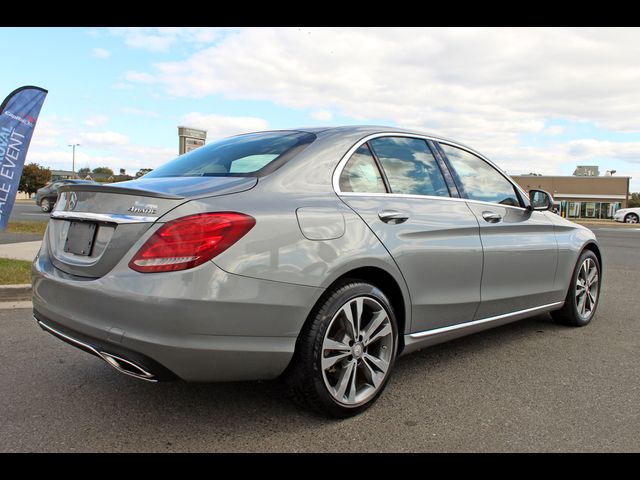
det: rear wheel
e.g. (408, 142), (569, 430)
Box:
(552, 250), (600, 327)
(41, 198), (52, 212)
(285, 281), (398, 418)
(624, 213), (639, 224)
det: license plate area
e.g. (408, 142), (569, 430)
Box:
(64, 221), (97, 256)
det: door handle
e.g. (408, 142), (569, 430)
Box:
(378, 210), (410, 224)
(482, 211), (503, 223)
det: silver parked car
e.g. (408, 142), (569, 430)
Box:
(32, 126), (602, 417)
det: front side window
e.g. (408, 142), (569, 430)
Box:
(339, 144), (387, 193)
(440, 143), (521, 207)
(368, 137), (450, 197)
(146, 131), (316, 178)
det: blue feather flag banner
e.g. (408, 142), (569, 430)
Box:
(0, 85), (48, 230)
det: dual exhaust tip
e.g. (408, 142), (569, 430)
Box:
(37, 318), (157, 382)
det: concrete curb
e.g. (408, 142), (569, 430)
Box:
(0, 284), (32, 302)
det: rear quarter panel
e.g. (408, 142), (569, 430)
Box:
(158, 187), (413, 333)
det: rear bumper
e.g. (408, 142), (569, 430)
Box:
(32, 245), (322, 382)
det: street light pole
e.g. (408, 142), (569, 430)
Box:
(68, 143), (80, 178)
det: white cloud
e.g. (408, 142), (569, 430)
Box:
(28, 128), (174, 175)
(181, 112), (269, 140)
(124, 71), (157, 84)
(543, 126), (565, 136)
(310, 109), (333, 122)
(112, 82), (134, 90)
(121, 107), (160, 118)
(84, 115), (109, 127)
(79, 131), (130, 147)
(92, 47), (111, 59)
(108, 27), (229, 53)
(124, 28), (640, 149)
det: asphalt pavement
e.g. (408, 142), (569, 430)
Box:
(0, 226), (639, 452)
(8, 201), (49, 223)
(0, 201), (47, 245)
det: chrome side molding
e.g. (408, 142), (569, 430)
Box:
(409, 302), (564, 339)
(401, 302), (564, 356)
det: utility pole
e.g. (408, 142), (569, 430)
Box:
(68, 143), (80, 178)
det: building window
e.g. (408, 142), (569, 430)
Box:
(558, 201), (620, 219)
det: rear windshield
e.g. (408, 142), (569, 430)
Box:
(145, 131), (316, 178)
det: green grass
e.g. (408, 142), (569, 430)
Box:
(6, 221), (47, 236)
(0, 258), (32, 285)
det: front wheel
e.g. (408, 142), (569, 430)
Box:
(285, 281), (398, 418)
(625, 213), (639, 224)
(41, 198), (52, 213)
(552, 250), (601, 327)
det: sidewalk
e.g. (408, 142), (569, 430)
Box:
(572, 219), (638, 227)
(0, 241), (41, 261)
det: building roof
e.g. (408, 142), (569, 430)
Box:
(514, 174), (631, 179)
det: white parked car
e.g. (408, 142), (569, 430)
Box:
(613, 207), (640, 223)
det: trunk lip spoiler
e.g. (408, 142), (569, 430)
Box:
(58, 184), (185, 200)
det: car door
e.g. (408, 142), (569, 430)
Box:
(336, 135), (483, 333)
(436, 142), (559, 319)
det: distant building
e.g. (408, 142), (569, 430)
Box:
(50, 169), (76, 181)
(512, 174), (630, 220)
(83, 172), (115, 182)
(572, 165), (600, 177)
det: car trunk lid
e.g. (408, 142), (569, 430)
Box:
(47, 176), (257, 278)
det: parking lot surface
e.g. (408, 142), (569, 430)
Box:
(1, 226), (638, 452)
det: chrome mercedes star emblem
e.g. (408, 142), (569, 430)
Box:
(68, 192), (78, 211)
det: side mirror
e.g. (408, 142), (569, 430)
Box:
(528, 189), (553, 211)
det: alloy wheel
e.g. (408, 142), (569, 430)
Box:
(575, 257), (599, 319)
(321, 296), (394, 407)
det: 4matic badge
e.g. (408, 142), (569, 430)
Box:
(128, 201), (158, 215)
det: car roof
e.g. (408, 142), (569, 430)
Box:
(281, 125), (478, 153)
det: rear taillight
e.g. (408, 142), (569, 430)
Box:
(129, 212), (255, 273)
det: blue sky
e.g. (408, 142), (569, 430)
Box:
(2, 27), (640, 190)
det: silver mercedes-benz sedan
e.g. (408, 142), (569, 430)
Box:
(32, 126), (602, 417)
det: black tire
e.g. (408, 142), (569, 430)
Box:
(624, 213), (639, 224)
(284, 280), (399, 418)
(41, 198), (52, 212)
(551, 250), (601, 327)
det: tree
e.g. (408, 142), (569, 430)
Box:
(119, 168), (126, 175)
(77, 167), (91, 176)
(135, 168), (153, 178)
(628, 192), (640, 208)
(92, 167), (114, 175)
(113, 174), (133, 183)
(19, 163), (51, 195)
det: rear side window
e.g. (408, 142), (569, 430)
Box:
(369, 137), (450, 197)
(439, 143), (521, 207)
(146, 131), (316, 178)
(339, 144), (387, 193)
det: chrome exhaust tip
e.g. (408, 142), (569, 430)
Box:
(98, 351), (157, 382)
(37, 318), (158, 383)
